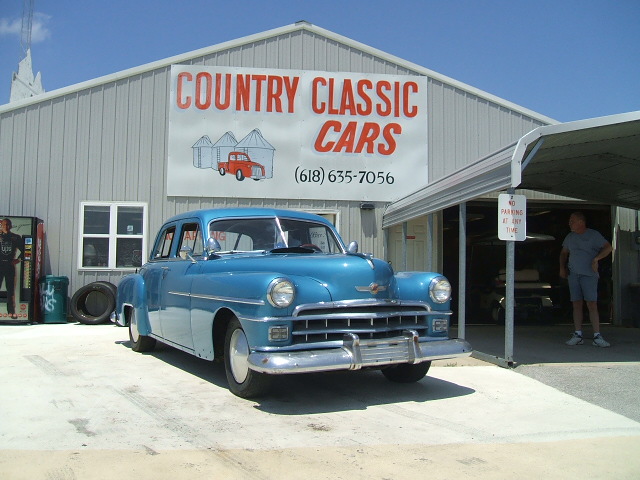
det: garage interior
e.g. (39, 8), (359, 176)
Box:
(442, 202), (613, 325)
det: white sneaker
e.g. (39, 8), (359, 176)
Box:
(566, 333), (584, 346)
(592, 334), (610, 348)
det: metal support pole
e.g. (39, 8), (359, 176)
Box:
(458, 203), (467, 339)
(402, 222), (408, 271)
(505, 189), (515, 365)
(427, 214), (434, 272)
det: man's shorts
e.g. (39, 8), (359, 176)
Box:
(568, 273), (599, 302)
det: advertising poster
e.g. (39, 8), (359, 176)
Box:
(168, 65), (428, 202)
(0, 216), (41, 322)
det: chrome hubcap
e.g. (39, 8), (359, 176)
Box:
(129, 312), (139, 343)
(229, 328), (250, 384)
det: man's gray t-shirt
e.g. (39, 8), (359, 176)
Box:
(562, 228), (606, 277)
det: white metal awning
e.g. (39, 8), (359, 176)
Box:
(382, 142), (516, 228)
(511, 111), (640, 207)
(384, 110), (640, 228)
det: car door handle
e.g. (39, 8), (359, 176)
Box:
(161, 266), (170, 278)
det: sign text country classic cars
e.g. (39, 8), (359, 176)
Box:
(168, 66), (428, 201)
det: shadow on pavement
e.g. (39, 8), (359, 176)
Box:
(458, 324), (640, 365)
(116, 339), (476, 413)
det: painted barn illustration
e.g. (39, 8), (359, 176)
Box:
(192, 129), (275, 181)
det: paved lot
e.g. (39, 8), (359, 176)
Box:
(463, 324), (640, 423)
(1, 322), (639, 479)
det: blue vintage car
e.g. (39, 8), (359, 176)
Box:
(116, 208), (472, 398)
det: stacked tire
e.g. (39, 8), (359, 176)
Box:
(70, 281), (117, 325)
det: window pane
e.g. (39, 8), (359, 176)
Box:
(179, 223), (203, 256)
(154, 227), (175, 258)
(116, 238), (143, 268)
(83, 206), (110, 234)
(82, 238), (109, 267)
(117, 206), (144, 235)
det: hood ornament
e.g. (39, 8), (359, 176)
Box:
(355, 283), (387, 295)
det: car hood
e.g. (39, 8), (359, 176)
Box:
(209, 252), (396, 301)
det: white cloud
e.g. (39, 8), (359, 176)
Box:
(31, 13), (52, 43)
(0, 18), (22, 36)
(0, 13), (51, 42)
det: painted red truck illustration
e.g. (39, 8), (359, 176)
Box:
(218, 151), (266, 181)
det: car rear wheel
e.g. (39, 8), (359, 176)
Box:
(218, 167), (226, 176)
(381, 361), (431, 383)
(224, 317), (270, 398)
(128, 309), (156, 352)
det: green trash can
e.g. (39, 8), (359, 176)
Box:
(40, 276), (69, 324)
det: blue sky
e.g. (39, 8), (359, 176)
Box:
(0, 0), (638, 122)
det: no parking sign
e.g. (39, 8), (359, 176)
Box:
(498, 194), (526, 241)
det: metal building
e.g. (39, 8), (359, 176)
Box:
(4, 21), (635, 334)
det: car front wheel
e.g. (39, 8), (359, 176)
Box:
(381, 361), (431, 383)
(128, 309), (156, 352)
(224, 317), (271, 398)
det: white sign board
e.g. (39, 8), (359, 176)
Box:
(498, 194), (527, 241)
(167, 65), (428, 201)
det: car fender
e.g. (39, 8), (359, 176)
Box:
(190, 272), (332, 354)
(115, 273), (152, 335)
(394, 271), (451, 311)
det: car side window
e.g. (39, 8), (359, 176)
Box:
(179, 223), (203, 256)
(154, 226), (175, 258)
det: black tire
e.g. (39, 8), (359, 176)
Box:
(70, 282), (116, 325)
(235, 169), (245, 181)
(381, 361), (431, 383)
(128, 309), (156, 352)
(219, 167), (226, 176)
(224, 317), (271, 398)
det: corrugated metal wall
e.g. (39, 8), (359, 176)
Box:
(0, 25), (549, 294)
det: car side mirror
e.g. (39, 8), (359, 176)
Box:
(206, 237), (221, 254)
(347, 241), (358, 254)
(179, 246), (197, 263)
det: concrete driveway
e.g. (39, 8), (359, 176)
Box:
(1, 322), (639, 479)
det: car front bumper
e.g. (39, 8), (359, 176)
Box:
(247, 330), (473, 375)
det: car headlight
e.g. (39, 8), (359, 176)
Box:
(429, 276), (451, 303)
(267, 278), (295, 308)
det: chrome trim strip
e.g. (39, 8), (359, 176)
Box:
(292, 299), (432, 316)
(237, 308), (451, 324)
(168, 291), (265, 306)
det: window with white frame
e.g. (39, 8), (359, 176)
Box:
(79, 202), (147, 270)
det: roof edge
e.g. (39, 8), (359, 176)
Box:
(2, 22), (556, 124)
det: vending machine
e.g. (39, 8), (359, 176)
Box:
(0, 216), (45, 323)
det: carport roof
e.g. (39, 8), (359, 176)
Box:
(383, 110), (640, 228)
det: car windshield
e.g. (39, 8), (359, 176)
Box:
(208, 217), (344, 254)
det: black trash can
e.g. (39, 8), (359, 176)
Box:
(39, 276), (69, 324)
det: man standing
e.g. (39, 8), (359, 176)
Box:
(559, 212), (612, 347)
(0, 218), (23, 320)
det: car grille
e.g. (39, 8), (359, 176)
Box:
(251, 166), (263, 178)
(290, 302), (437, 345)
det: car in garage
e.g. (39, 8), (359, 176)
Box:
(115, 208), (472, 398)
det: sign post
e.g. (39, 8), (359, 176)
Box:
(498, 192), (527, 365)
